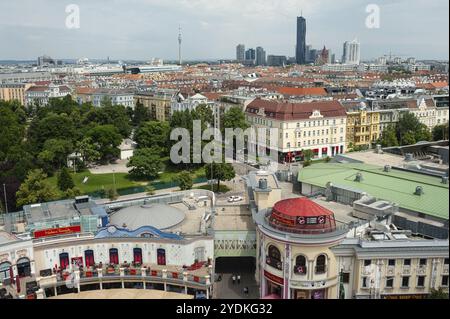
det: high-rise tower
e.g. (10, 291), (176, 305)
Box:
(178, 26), (182, 65)
(296, 16), (307, 64)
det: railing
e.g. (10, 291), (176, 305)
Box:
(315, 265), (327, 274)
(266, 256), (283, 271)
(265, 211), (350, 235)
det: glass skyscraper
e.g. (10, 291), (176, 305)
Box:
(296, 16), (306, 65)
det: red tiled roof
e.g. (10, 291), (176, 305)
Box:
(246, 98), (347, 120)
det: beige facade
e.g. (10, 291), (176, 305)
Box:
(0, 83), (33, 106)
(135, 90), (177, 122)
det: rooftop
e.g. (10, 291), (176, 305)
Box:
(298, 163), (449, 220)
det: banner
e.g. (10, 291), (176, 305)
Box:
(34, 226), (81, 238)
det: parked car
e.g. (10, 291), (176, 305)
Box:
(228, 196), (243, 203)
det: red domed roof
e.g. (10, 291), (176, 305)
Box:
(273, 198), (334, 218)
(268, 198), (337, 234)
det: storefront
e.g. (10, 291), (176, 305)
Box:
(264, 270), (284, 299)
(292, 289), (327, 299)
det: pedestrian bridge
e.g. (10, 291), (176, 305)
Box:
(212, 205), (256, 258)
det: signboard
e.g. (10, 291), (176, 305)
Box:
(297, 216), (326, 225)
(264, 270), (284, 285)
(34, 226), (81, 239)
(382, 294), (427, 300)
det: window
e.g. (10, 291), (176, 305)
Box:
(266, 245), (282, 271)
(417, 276), (425, 287)
(315, 255), (327, 274)
(109, 248), (119, 265)
(157, 249), (166, 266)
(294, 255), (307, 275)
(388, 259), (396, 266)
(386, 277), (394, 288)
(59, 253), (70, 270)
(401, 276), (410, 288)
(133, 248), (143, 264)
(364, 260), (372, 267)
(444, 258), (449, 265)
(442, 276), (449, 287)
(404, 259), (411, 266)
(419, 259), (427, 266)
(84, 250), (95, 268)
(362, 276), (368, 288)
(342, 272), (350, 283)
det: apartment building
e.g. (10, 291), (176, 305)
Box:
(246, 99), (347, 162)
(344, 103), (381, 149)
(134, 89), (178, 122)
(25, 84), (71, 108)
(0, 83), (33, 106)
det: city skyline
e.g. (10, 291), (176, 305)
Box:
(0, 0), (448, 61)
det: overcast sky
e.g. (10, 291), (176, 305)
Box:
(0, 0), (448, 61)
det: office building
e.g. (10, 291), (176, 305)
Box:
(256, 47), (266, 66)
(296, 16), (307, 64)
(236, 44), (246, 62)
(342, 40), (361, 65)
(267, 55), (287, 67)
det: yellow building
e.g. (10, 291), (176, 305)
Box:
(346, 109), (380, 149)
(0, 83), (33, 106)
(134, 89), (178, 122)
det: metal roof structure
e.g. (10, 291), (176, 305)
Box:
(298, 163), (449, 220)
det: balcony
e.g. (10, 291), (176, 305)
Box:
(293, 265), (307, 276)
(315, 265), (327, 275)
(266, 256), (283, 271)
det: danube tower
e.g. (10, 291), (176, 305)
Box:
(178, 26), (182, 65)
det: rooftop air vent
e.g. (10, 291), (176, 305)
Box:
(405, 153), (414, 162)
(259, 178), (268, 190)
(414, 186), (424, 196)
(354, 173), (364, 182)
(384, 165), (392, 172)
(442, 176), (449, 185)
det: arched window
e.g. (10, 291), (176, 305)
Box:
(266, 245), (282, 271)
(315, 254), (327, 274)
(84, 250), (95, 268)
(59, 253), (69, 270)
(294, 255), (307, 275)
(157, 249), (166, 266)
(109, 248), (119, 265)
(133, 248), (143, 265)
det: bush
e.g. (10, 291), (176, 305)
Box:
(303, 160), (312, 167)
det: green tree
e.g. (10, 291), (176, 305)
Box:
(302, 149), (314, 161)
(134, 121), (170, 154)
(205, 163), (235, 191)
(87, 125), (122, 163)
(106, 188), (119, 201)
(127, 148), (163, 179)
(132, 101), (152, 127)
(397, 113), (431, 146)
(432, 123), (449, 141)
(402, 131), (417, 146)
(192, 104), (214, 127)
(83, 101), (132, 138)
(57, 167), (75, 191)
(428, 288), (449, 299)
(0, 105), (25, 162)
(378, 125), (399, 147)
(76, 137), (101, 164)
(145, 185), (156, 196)
(177, 171), (194, 190)
(16, 169), (59, 207)
(37, 139), (73, 172)
(63, 187), (82, 199)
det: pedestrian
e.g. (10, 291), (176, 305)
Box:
(244, 287), (249, 296)
(232, 274), (236, 285)
(237, 274), (241, 284)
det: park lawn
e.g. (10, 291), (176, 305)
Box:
(158, 163), (206, 183)
(47, 171), (144, 194)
